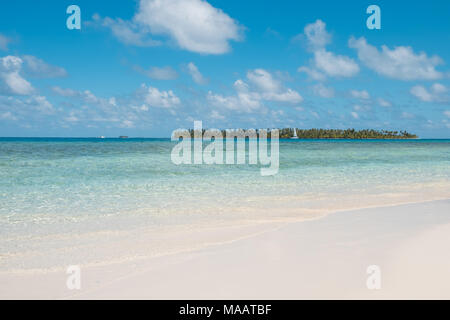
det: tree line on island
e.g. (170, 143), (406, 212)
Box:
(182, 128), (418, 139)
(279, 128), (417, 139)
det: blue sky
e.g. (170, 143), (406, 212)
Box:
(0, 0), (449, 137)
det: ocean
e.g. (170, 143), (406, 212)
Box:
(1, 138), (449, 271)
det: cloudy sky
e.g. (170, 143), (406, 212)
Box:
(1, 0), (449, 137)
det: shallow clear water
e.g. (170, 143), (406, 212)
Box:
(1, 138), (449, 270)
(1, 138), (449, 221)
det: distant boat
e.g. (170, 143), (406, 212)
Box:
(99, 136), (105, 139)
(119, 136), (129, 139)
(291, 128), (298, 139)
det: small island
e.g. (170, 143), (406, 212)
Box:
(279, 128), (418, 139)
(184, 128), (418, 139)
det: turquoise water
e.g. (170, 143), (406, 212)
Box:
(1, 138), (449, 270)
(1, 138), (449, 219)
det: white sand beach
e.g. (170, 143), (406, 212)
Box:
(1, 199), (449, 300)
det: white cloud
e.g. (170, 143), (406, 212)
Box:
(5, 81), (187, 130)
(210, 110), (225, 120)
(444, 110), (450, 118)
(48, 84), (183, 131)
(431, 83), (447, 94)
(0, 94), (54, 119)
(297, 66), (326, 81)
(140, 84), (180, 108)
(303, 19), (331, 50)
(0, 34), (11, 51)
(401, 111), (415, 119)
(135, 0), (242, 54)
(207, 69), (302, 112)
(0, 111), (17, 120)
(353, 104), (370, 112)
(83, 90), (101, 104)
(0, 56), (34, 95)
(233, 79), (249, 92)
(378, 98), (392, 107)
(120, 119), (135, 128)
(207, 79), (261, 113)
(64, 111), (79, 123)
(52, 87), (119, 111)
(135, 65), (178, 80)
(208, 91), (240, 111)
(247, 69), (281, 93)
(91, 14), (161, 47)
(351, 111), (359, 119)
(52, 86), (77, 97)
(246, 69), (302, 103)
(313, 49), (359, 78)
(32, 95), (54, 114)
(312, 83), (334, 98)
(233, 80), (262, 109)
(235, 94), (263, 109)
(308, 111), (318, 119)
(349, 36), (444, 81)
(298, 20), (359, 80)
(350, 89), (370, 99)
(22, 55), (67, 78)
(263, 89), (303, 103)
(410, 85), (432, 102)
(207, 89), (260, 113)
(187, 62), (207, 84)
(410, 83), (448, 102)
(95, 0), (242, 54)
(0, 95), (57, 125)
(109, 97), (117, 106)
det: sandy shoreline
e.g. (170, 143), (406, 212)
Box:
(1, 199), (449, 299)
